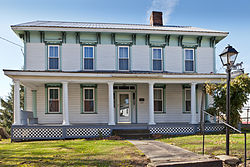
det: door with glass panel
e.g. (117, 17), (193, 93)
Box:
(117, 92), (131, 123)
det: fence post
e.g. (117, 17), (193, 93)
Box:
(244, 132), (247, 167)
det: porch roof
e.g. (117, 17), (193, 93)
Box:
(4, 70), (226, 88)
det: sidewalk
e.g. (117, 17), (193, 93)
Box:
(129, 140), (222, 167)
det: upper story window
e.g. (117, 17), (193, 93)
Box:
(152, 48), (162, 71)
(83, 46), (94, 70)
(83, 88), (95, 113)
(118, 46), (129, 71)
(184, 49), (194, 72)
(48, 45), (60, 70)
(154, 88), (163, 112)
(185, 88), (191, 112)
(48, 88), (60, 113)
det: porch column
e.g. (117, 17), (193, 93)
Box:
(108, 82), (115, 125)
(148, 82), (156, 125)
(62, 82), (70, 125)
(191, 83), (197, 124)
(13, 80), (21, 125)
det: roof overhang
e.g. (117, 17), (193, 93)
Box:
(4, 70), (227, 86)
(11, 26), (228, 37)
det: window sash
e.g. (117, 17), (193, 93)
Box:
(184, 49), (194, 72)
(152, 48), (162, 71)
(83, 88), (95, 113)
(83, 46), (94, 70)
(84, 46), (94, 58)
(48, 88), (60, 113)
(185, 88), (191, 112)
(84, 58), (94, 70)
(154, 88), (163, 112)
(118, 46), (129, 70)
(152, 48), (162, 60)
(119, 46), (129, 59)
(185, 60), (194, 72)
(48, 45), (59, 70)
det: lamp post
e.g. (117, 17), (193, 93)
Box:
(219, 45), (239, 155)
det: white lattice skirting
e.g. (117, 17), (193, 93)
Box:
(12, 127), (112, 140)
(11, 124), (225, 140)
(149, 124), (225, 135)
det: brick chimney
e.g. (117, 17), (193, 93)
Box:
(150, 11), (163, 26)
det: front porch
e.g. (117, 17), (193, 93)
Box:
(4, 70), (227, 140)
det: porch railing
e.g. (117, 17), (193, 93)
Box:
(201, 112), (248, 167)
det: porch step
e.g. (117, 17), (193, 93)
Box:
(152, 159), (223, 167)
(112, 129), (151, 139)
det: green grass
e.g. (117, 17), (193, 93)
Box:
(158, 133), (250, 160)
(0, 139), (148, 167)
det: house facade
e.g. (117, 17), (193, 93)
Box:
(5, 12), (228, 140)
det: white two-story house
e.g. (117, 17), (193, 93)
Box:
(5, 12), (228, 140)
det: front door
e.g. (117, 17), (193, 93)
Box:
(118, 92), (131, 123)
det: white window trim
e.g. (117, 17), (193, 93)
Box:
(185, 88), (191, 113)
(152, 47), (163, 71)
(83, 46), (95, 71)
(48, 45), (60, 70)
(118, 46), (129, 71)
(83, 88), (95, 113)
(184, 48), (195, 72)
(154, 88), (163, 112)
(48, 87), (60, 113)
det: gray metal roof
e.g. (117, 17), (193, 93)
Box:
(11, 20), (228, 35)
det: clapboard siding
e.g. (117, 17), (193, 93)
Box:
(155, 84), (191, 123)
(131, 45), (150, 71)
(196, 47), (214, 73)
(69, 84), (109, 123)
(37, 86), (63, 124)
(61, 44), (80, 71)
(137, 84), (149, 123)
(165, 46), (182, 73)
(96, 45), (116, 70)
(26, 87), (32, 111)
(26, 43), (45, 70)
(29, 83), (202, 124)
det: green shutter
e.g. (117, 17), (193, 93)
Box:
(182, 87), (185, 113)
(45, 86), (48, 113)
(80, 45), (83, 70)
(32, 90), (37, 118)
(163, 86), (166, 113)
(60, 87), (62, 114)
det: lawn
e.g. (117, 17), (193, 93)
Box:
(0, 139), (148, 167)
(158, 133), (250, 160)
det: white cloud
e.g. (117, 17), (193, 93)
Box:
(147, 0), (179, 24)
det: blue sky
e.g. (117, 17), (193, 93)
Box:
(0, 0), (249, 104)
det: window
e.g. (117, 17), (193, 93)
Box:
(83, 46), (94, 70)
(83, 88), (95, 113)
(185, 88), (191, 112)
(154, 88), (163, 112)
(48, 88), (60, 113)
(48, 45), (59, 70)
(118, 46), (129, 70)
(184, 49), (194, 72)
(152, 48), (162, 71)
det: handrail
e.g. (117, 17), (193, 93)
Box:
(201, 113), (247, 167)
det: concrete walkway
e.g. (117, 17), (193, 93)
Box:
(129, 140), (222, 167)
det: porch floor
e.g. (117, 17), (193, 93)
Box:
(21, 123), (193, 130)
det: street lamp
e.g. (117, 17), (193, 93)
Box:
(219, 45), (239, 155)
